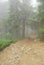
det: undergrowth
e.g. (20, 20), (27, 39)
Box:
(0, 39), (17, 51)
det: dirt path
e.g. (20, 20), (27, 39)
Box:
(0, 39), (44, 65)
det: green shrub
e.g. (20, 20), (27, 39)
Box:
(0, 39), (17, 51)
(39, 27), (44, 41)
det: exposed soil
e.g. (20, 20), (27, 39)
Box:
(0, 39), (44, 65)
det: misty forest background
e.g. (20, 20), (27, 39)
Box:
(0, 0), (44, 41)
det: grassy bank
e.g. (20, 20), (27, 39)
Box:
(0, 39), (17, 51)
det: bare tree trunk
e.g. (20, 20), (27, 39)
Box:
(22, 17), (26, 38)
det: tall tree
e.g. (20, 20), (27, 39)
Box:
(37, 0), (44, 40)
(9, 0), (33, 39)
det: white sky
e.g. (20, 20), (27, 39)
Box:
(19, 0), (37, 7)
(0, 0), (8, 2)
(19, 0), (23, 3)
(31, 0), (38, 7)
(0, 0), (37, 8)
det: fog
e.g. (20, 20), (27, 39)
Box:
(0, 0), (44, 40)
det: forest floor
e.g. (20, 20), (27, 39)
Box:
(0, 39), (44, 65)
